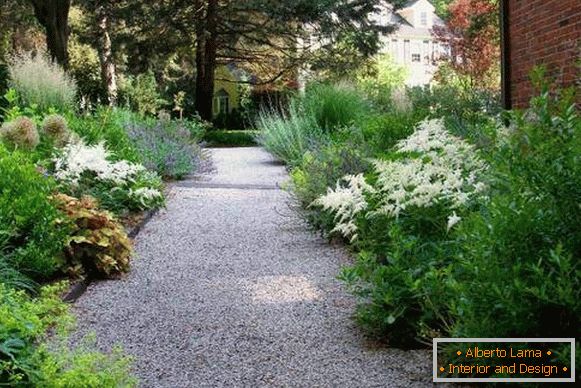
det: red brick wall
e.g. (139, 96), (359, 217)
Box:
(508, 0), (580, 108)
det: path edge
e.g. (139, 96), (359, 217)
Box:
(62, 208), (158, 303)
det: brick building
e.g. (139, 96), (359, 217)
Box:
(501, 0), (580, 109)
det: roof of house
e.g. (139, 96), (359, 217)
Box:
(382, 0), (444, 39)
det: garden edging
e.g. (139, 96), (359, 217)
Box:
(61, 208), (159, 303)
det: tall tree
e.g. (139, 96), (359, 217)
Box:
(194, 0), (219, 120)
(432, 0), (499, 88)
(78, 0), (118, 106)
(29, 0), (71, 67)
(122, 0), (403, 120)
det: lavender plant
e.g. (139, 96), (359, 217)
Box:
(126, 119), (202, 180)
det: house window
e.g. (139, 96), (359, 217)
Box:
(420, 12), (428, 26)
(423, 40), (430, 63)
(391, 39), (398, 60)
(411, 41), (421, 63)
(213, 89), (230, 116)
(404, 40), (410, 63)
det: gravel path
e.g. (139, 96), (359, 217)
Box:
(73, 147), (433, 387)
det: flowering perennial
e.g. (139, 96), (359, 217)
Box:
(313, 174), (374, 241)
(315, 119), (487, 239)
(54, 141), (145, 185)
(130, 187), (164, 208)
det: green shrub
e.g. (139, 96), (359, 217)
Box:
(357, 54), (407, 109)
(8, 53), (77, 113)
(407, 84), (500, 127)
(256, 101), (326, 166)
(0, 282), (136, 386)
(315, 119), (488, 345)
(203, 130), (258, 147)
(120, 71), (165, 116)
(360, 111), (424, 155)
(290, 135), (371, 230)
(302, 82), (371, 131)
(0, 146), (69, 280)
(68, 40), (106, 105)
(449, 83), (581, 339)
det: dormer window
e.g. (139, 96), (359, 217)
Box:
(420, 12), (428, 27)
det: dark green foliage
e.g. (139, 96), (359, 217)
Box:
(450, 84), (581, 339)
(360, 111), (424, 154)
(204, 130), (258, 147)
(0, 64), (7, 118)
(407, 84), (500, 128)
(0, 146), (69, 281)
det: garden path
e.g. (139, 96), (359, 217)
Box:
(73, 147), (432, 387)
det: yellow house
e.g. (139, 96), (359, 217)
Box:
(212, 64), (244, 117)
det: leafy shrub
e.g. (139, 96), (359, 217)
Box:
(8, 53), (77, 113)
(54, 194), (132, 279)
(407, 84), (500, 127)
(0, 116), (40, 150)
(53, 140), (164, 214)
(0, 146), (69, 280)
(124, 114), (202, 180)
(203, 130), (258, 147)
(357, 54), (407, 108)
(290, 135), (371, 230)
(66, 108), (141, 163)
(256, 102), (326, 166)
(360, 111), (425, 155)
(0, 282), (136, 386)
(120, 71), (165, 116)
(68, 40), (106, 105)
(302, 82), (371, 131)
(315, 119), (488, 345)
(449, 82), (581, 339)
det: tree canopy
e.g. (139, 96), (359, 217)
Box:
(3, 0), (408, 119)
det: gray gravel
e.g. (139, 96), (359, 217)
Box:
(73, 147), (434, 387)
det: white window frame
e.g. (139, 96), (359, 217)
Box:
(420, 11), (428, 27)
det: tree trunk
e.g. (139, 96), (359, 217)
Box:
(194, 0), (218, 121)
(30, 0), (70, 68)
(96, 5), (117, 106)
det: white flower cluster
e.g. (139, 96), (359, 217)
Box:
(54, 141), (145, 185)
(315, 119), (488, 239)
(130, 187), (163, 205)
(313, 174), (374, 241)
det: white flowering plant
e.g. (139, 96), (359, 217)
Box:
(52, 140), (164, 213)
(315, 119), (488, 241)
(314, 119), (489, 344)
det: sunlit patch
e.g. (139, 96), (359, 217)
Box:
(251, 275), (320, 303)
